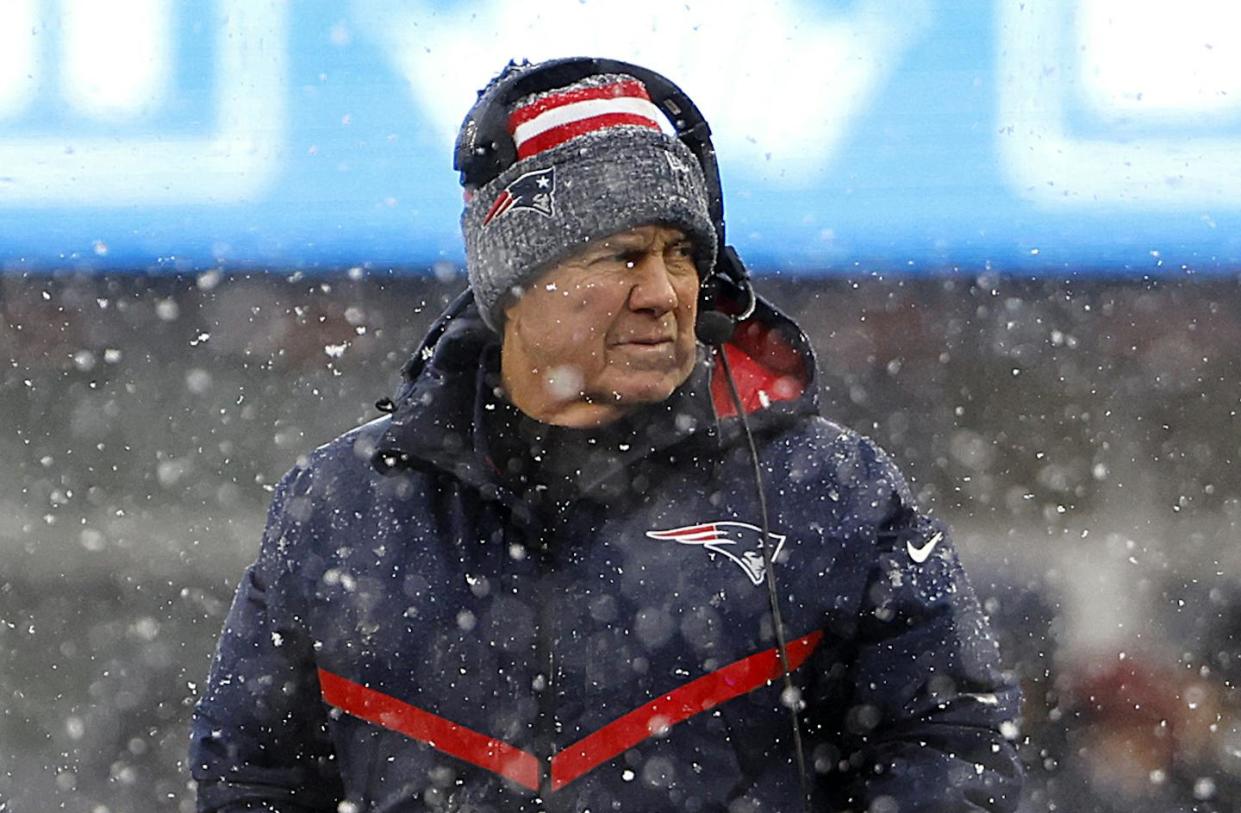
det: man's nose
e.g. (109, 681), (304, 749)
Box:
(626, 253), (679, 315)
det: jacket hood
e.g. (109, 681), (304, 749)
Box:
(372, 288), (820, 483)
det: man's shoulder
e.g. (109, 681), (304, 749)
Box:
(771, 413), (894, 464)
(307, 416), (391, 473)
(273, 417), (393, 501)
(768, 413), (912, 502)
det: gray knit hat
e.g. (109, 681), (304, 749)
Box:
(461, 73), (718, 332)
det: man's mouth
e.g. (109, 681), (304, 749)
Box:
(613, 328), (676, 345)
(613, 336), (675, 351)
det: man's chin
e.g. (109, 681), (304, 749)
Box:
(597, 372), (691, 407)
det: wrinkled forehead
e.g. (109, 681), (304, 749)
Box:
(575, 224), (693, 254)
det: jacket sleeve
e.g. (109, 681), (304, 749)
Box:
(820, 444), (1024, 812)
(189, 465), (344, 812)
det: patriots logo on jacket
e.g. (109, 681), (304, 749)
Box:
(483, 167), (555, 225)
(646, 522), (787, 586)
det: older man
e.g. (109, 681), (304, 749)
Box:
(191, 58), (1023, 812)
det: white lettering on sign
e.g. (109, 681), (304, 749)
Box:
(62, 0), (171, 119)
(998, 0), (1241, 206)
(0, 0), (287, 206)
(355, 0), (932, 185)
(0, 0), (37, 119)
(1077, 0), (1241, 119)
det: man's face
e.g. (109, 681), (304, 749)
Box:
(501, 224), (701, 426)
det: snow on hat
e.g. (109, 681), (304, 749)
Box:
(461, 73), (718, 332)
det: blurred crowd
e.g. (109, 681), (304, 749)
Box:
(981, 572), (1241, 812)
(3, 270), (1240, 811)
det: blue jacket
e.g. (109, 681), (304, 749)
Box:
(191, 292), (1023, 812)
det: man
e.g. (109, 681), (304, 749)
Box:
(191, 58), (1023, 812)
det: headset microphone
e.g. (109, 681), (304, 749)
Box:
(694, 310), (736, 346)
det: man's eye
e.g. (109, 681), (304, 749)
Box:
(667, 244), (696, 264)
(587, 252), (625, 267)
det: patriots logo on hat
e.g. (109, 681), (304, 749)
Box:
(483, 166), (555, 225)
(646, 522), (787, 587)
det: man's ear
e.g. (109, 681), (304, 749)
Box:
(496, 284), (527, 333)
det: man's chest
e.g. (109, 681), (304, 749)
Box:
(312, 479), (849, 687)
(303, 476), (857, 795)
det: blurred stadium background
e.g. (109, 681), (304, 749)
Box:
(2, 2), (1240, 811)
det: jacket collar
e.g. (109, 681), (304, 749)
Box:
(372, 290), (819, 491)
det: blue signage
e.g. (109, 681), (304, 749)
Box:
(2, 0), (1241, 273)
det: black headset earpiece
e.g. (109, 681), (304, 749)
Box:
(454, 56), (755, 341)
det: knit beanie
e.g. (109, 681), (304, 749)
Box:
(461, 72), (718, 332)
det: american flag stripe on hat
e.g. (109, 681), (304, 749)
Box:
(508, 78), (666, 160)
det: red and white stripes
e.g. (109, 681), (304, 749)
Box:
(508, 78), (665, 160)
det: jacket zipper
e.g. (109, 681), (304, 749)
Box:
(532, 515), (563, 811)
(535, 570), (557, 806)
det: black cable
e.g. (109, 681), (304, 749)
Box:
(714, 345), (813, 813)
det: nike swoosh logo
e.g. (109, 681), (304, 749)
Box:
(906, 531), (943, 563)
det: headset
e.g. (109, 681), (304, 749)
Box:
(453, 58), (812, 812)
(453, 56), (755, 345)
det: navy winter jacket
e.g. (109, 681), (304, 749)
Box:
(190, 292), (1023, 811)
